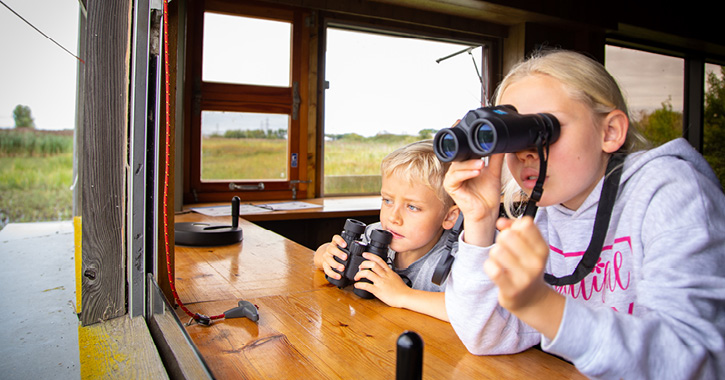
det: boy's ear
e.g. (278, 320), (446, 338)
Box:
(602, 109), (628, 153)
(441, 206), (460, 230)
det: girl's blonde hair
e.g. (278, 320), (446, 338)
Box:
(381, 140), (454, 209)
(494, 49), (648, 217)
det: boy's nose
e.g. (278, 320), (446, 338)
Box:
(387, 206), (403, 225)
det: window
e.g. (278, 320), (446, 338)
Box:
(323, 27), (488, 195)
(185, 3), (309, 203)
(704, 63), (725, 187)
(605, 45), (684, 147)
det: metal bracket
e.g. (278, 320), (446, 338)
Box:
(289, 180), (311, 200)
(229, 182), (265, 191)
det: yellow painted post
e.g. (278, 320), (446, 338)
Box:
(74, 215), (82, 313)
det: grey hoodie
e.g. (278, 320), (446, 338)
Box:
(445, 138), (725, 379)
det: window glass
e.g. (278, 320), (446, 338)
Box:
(324, 28), (485, 195)
(605, 46), (684, 147)
(203, 12), (291, 87)
(704, 63), (725, 187)
(201, 111), (289, 181)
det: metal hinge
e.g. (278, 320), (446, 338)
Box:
(292, 81), (300, 120)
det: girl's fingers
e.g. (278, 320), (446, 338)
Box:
(483, 256), (503, 280)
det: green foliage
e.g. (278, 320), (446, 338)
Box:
(0, 129), (73, 156)
(222, 128), (287, 139)
(418, 128), (437, 139)
(13, 105), (35, 128)
(633, 99), (682, 147)
(704, 66), (725, 187)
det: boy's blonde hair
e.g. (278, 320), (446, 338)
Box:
(381, 140), (454, 209)
(494, 49), (648, 216)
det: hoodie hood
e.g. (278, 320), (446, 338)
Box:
(622, 138), (721, 190)
(549, 138), (721, 218)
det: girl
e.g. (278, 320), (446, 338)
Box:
(443, 50), (725, 379)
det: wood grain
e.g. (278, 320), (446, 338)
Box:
(173, 213), (586, 379)
(79, 0), (131, 325)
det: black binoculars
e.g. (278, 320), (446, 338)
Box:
(433, 105), (560, 162)
(326, 219), (393, 299)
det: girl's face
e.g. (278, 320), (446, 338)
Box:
(499, 74), (611, 211)
(379, 173), (450, 258)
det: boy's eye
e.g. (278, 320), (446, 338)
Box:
(382, 198), (392, 205)
(407, 204), (421, 212)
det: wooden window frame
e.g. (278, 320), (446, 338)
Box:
(183, 0), (310, 203)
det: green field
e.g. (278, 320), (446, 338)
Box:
(201, 135), (419, 194)
(0, 129), (74, 229)
(0, 130), (418, 229)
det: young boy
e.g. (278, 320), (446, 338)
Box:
(314, 140), (459, 321)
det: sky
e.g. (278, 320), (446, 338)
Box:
(0, 0), (80, 130)
(1, 2), (721, 133)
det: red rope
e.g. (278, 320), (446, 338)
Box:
(162, 0), (224, 323)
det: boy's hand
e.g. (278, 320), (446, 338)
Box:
(320, 235), (349, 280)
(353, 252), (410, 307)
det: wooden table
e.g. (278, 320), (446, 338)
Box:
(173, 212), (585, 379)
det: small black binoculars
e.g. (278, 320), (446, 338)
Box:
(433, 105), (560, 162)
(326, 219), (392, 299)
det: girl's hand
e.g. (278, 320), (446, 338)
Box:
(485, 217), (549, 311)
(353, 252), (410, 307)
(319, 235), (349, 280)
(485, 216), (564, 339)
(443, 153), (505, 245)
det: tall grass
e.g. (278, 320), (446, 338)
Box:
(0, 129), (73, 156)
(0, 129), (74, 229)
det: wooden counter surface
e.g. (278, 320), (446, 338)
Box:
(173, 212), (585, 379)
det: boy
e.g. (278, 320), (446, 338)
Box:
(314, 140), (459, 321)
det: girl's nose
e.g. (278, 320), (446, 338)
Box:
(514, 148), (538, 162)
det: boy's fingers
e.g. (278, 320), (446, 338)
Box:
(362, 252), (386, 266)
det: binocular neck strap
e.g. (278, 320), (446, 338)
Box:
(522, 135), (549, 218)
(543, 153), (626, 286)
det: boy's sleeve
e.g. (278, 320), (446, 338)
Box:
(445, 231), (540, 355)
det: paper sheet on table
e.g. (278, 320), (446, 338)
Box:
(190, 201), (321, 217)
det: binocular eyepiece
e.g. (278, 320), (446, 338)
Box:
(433, 105), (560, 162)
(326, 219), (393, 299)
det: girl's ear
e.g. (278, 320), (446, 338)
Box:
(602, 109), (629, 153)
(441, 205), (460, 230)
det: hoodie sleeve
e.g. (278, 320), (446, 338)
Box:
(542, 148), (725, 379)
(445, 231), (540, 354)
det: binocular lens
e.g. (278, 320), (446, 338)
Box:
(433, 105), (560, 162)
(438, 133), (457, 160)
(475, 122), (495, 153)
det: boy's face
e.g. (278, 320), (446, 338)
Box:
(379, 173), (450, 258)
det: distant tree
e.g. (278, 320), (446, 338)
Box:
(635, 99), (682, 147)
(418, 128), (437, 139)
(704, 66), (725, 187)
(13, 105), (35, 128)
